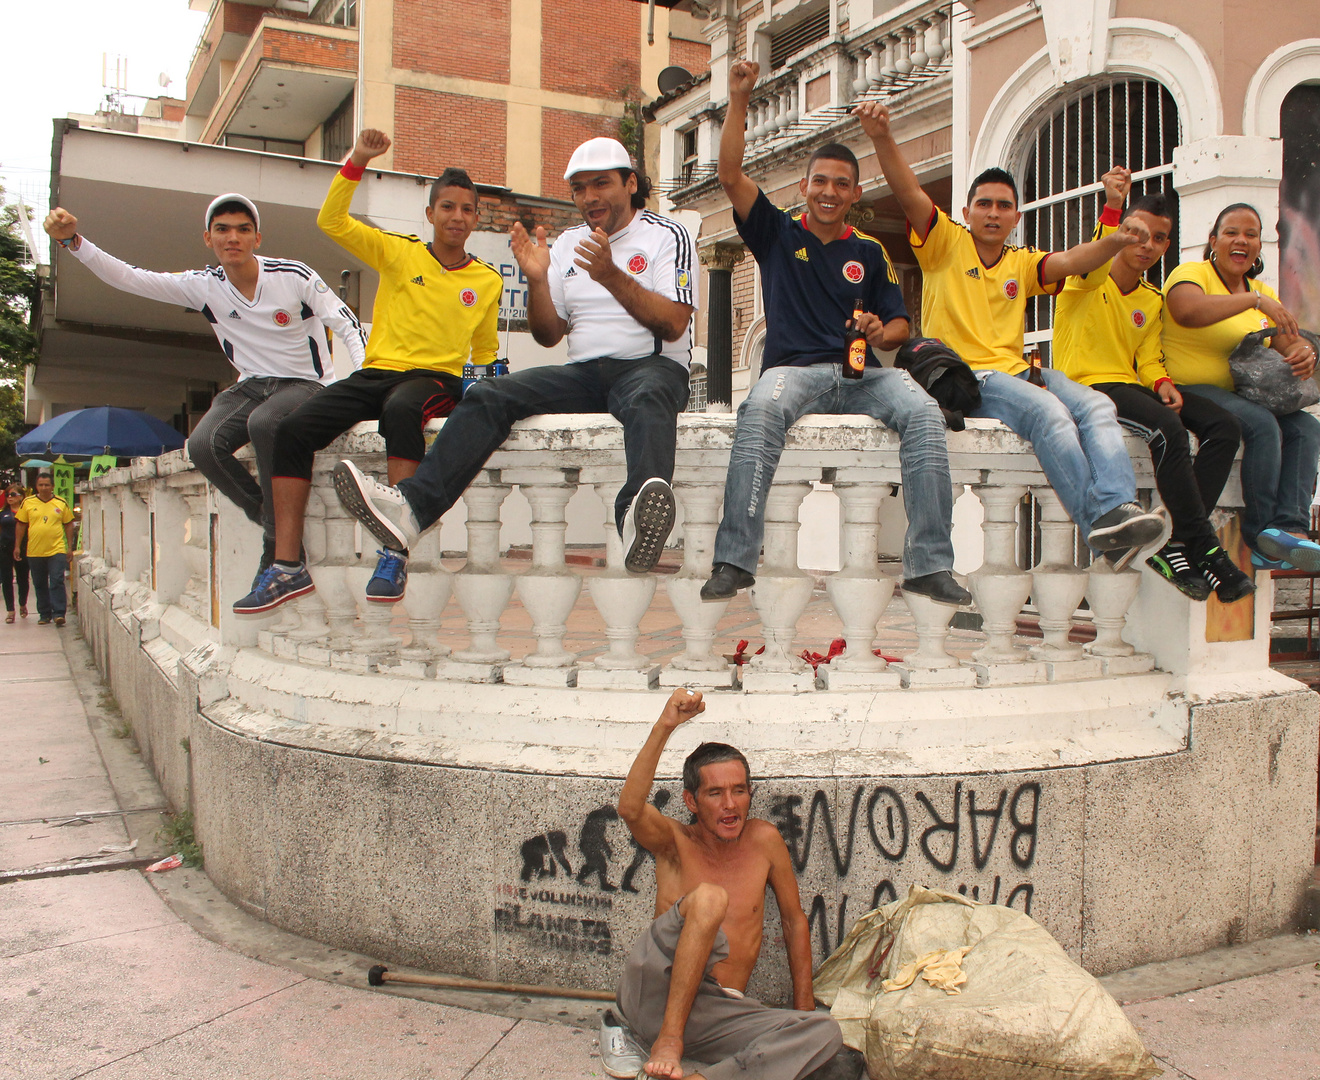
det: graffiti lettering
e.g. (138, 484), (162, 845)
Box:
(866, 787), (909, 862)
(494, 903), (612, 955)
(1008, 783), (1039, 869)
(772, 787), (865, 875)
(915, 783), (960, 872)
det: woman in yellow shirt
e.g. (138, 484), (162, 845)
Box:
(1163, 203), (1320, 571)
(14, 473), (75, 626)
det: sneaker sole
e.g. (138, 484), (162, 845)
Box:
(1145, 558), (1212, 602)
(1088, 513), (1165, 552)
(333, 462), (409, 552)
(1254, 532), (1320, 572)
(232, 580), (315, 615)
(623, 480), (676, 574)
(901, 582), (973, 607)
(366, 591), (406, 604)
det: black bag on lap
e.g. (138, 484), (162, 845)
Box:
(1229, 326), (1320, 415)
(894, 337), (981, 431)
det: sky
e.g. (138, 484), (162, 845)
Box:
(1, 0), (208, 261)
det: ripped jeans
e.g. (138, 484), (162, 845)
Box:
(712, 362), (956, 579)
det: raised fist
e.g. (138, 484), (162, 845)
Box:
(351, 129), (391, 167)
(44, 207), (79, 240)
(729, 60), (760, 97)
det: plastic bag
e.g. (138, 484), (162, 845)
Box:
(1229, 327), (1320, 416)
(813, 885), (1161, 1080)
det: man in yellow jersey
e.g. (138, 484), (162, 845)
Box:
(235, 128), (501, 613)
(14, 473), (76, 626)
(1054, 172), (1253, 604)
(859, 103), (1166, 566)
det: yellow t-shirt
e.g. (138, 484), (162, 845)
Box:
(17, 495), (73, 557)
(1053, 221), (1169, 388)
(909, 206), (1061, 375)
(1160, 260), (1276, 391)
(317, 170), (502, 376)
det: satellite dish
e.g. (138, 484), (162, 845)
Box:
(657, 66), (694, 96)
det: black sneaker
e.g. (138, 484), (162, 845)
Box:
(1087, 502), (1165, 552)
(1145, 544), (1211, 601)
(1193, 545), (1256, 604)
(901, 570), (972, 606)
(700, 562), (755, 601)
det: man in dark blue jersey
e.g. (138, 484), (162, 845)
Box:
(702, 60), (968, 606)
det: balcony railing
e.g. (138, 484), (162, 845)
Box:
(77, 412), (1263, 703)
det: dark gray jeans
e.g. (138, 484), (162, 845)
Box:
(186, 377), (322, 542)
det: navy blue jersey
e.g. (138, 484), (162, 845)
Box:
(736, 189), (908, 374)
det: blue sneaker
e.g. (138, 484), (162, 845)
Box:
(1253, 528), (1320, 572)
(365, 549), (408, 603)
(232, 563), (314, 614)
(1250, 550), (1294, 572)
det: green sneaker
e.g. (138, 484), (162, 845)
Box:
(1145, 544), (1211, 601)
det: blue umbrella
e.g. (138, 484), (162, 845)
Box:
(17, 406), (185, 458)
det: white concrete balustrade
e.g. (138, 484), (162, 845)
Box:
(77, 411), (1270, 702)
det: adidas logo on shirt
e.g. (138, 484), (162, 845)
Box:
(795, 248), (809, 262)
(965, 267), (980, 279)
(564, 266), (578, 278)
(228, 310), (241, 320)
(411, 275), (425, 286)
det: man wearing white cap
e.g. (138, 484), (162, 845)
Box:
(334, 136), (697, 578)
(43, 196), (366, 580)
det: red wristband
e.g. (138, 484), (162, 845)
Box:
(1099, 205), (1122, 227)
(340, 161), (366, 181)
(1153, 377), (1173, 392)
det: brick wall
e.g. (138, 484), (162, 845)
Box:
(477, 195), (580, 240)
(393, 0), (511, 83)
(395, 86), (507, 186)
(731, 258), (757, 367)
(669, 36), (710, 78)
(540, 108), (625, 200)
(541, 0), (639, 97)
(187, 1), (266, 101)
(263, 27), (357, 70)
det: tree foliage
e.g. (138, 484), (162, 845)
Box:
(0, 189), (37, 474)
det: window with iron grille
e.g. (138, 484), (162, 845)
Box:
(680, 127), (698, 184)
(322, 91), (355, 164)
(769, 3), (829, 70)
(687, 364), (708, 412)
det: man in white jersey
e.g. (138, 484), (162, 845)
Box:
(334, 137), (696, 575)
(44, 196), (367, 577)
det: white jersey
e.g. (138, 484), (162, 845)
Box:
(68, 237), (367, 384)
(548, 209), (697, 368)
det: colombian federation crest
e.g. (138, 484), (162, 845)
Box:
(272, 309), (291, 326)
(676, 269), (690, 289)
(1132, 309), (1146, 329)
(628, 254), (648, 275)
(842, 260), (864, 283)
(460, 289), (477, 307)
(1003, 279), (1020, 300)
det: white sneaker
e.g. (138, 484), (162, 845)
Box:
(599, 1009), (646, 1079)
(620, 478), (676, 574)
(332, 460), (421, 552)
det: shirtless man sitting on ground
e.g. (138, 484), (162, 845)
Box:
(611, 688), (842, 1080)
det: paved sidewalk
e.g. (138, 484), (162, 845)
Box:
(1, 614), (1317, 1080)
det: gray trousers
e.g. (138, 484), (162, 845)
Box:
(187, 377), (322, 542)
(616, 901), (842, 1080)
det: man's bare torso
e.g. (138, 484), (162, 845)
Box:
(653, 817), (780, 991)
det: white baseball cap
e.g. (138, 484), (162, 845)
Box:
(563, 137), (634, 180)
(205, 193), (260, 231)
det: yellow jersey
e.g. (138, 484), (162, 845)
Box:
(318, 168), (501, 376)
(17, 495), (73, 558)
(1053, 219), (1169, 389)
(1160, 260), (1277, 391)
(909, 206), (1061, 375)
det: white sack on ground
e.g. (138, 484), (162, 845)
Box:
(813, 885), (1161, 1080)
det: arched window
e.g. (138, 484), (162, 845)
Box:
(1015, 78), (1182, 364)
(687, 363), (708, 413)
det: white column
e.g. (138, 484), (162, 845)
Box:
(1085, 559), (1152, 674)
(506, 470), (581, 684)
(662, 477), (737, 688)
(1029, 488), (1097, 677)
(743, 478), (815, 690)
(447, 473), (515, 678)
(396, 521), (452, 668)
(967, 483), (1043, 685)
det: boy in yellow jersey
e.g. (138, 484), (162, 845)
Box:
(859, 103), (1165, 566)
(1054, 174), (1253, 604)
(236, 129), (501, 613)
(14, 473), (75, 626)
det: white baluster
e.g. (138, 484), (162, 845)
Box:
(394, 522), (452, 673)
(1029, 488), (1098, 678)
(315, 490), (363, 658)
(346, 561), (402, 665)
(878, 35), (897, 80)
(852, 48), (871, 95)
(925, 13), (946, 63)
(821, 480), (901, 690)
(967, 483), (1044, 685)
(785, 86), (800, 126)
(663, 479), (737, 688)
(744, 479), (815, 691)
(582, 476), (658, 689)
(909, 19), (930, 69)
(894, 31), (913, 75)
(446, 474), (515, 679)
(506, 470), (581, 685)
(1085, 559), (1152, 674)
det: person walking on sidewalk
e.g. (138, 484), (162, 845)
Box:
(43, 198), (367, 589)
(334, 136), (696, 581)
(701, 59), (969, 607)
(1, 484), (31, 622)
(14, 474), (75, 626)
(860, 102), (1166, 568)
(600, 687), (842, 1080)
(234, 129), (502, 613)
(1052, 177), (1254, 604)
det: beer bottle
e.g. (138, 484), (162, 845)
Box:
(1025, 343), (1045, 387)
(844, 298), (867, 380)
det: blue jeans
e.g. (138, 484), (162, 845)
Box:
(971, 367), (1136, 542)
(27, 553), (68, 619)
(1179, 384), (1320, 547)
(712, 363), (955, 578)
